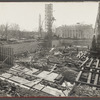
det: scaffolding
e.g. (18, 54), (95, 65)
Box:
(45, 4), (53, 48)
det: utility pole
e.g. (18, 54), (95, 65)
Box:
(5, 24), (8, 41)
(39, 14), (42, 38)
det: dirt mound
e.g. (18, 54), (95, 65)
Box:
(61, 67), (78, 83)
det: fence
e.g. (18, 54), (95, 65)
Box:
(0, 46), (14, 65)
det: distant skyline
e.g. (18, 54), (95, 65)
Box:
(0, 2), (99, 31)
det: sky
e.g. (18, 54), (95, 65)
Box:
(0, 2), (99, 31)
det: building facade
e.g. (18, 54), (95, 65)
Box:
(56, 24), (94, 39)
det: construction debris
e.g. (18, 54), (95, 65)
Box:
(0, 40), (93, 97)
(71, 85), (100, 97)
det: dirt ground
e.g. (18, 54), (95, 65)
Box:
(5, 41), (38, 54)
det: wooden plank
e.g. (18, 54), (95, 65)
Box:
(87, 58), (93, 67)
(2, 56), (9, 65)
(76, 67), (84, 81)
(92, 59), (100, 90)
(79, 69), (100, 74)
(96, 59), (99, 68)
(87, 69), (92, 84)
(74, 58), (100, 91)
(75, 80), (100, 88)
(79, 53), (84, 58)
(80, 57), (89, 68)
(93, 70), (99, 90)
(84, 67), (100, 70)
(86, 58), (94, 83)
(94, 70), (99, 85)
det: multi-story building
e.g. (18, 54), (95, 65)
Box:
(56, 24), (94, 39)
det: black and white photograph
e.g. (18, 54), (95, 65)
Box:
(0, 1), (99, 97)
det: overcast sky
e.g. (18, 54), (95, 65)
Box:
(0, 2), (99, 31)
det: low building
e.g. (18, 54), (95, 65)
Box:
(56, 24), (94, 39)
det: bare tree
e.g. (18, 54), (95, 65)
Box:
(9, 23), (20, 39)
(9, 23), (20, 31)
(0, 23), (20, 40)
(0, 23), (9, 40)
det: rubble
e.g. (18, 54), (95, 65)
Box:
(71, 85), (100, 97)
(62, 68), (78, 83)
(0, 44), (88, 97)
(41, 80), (66, 91)
(0, 78), (53, 97)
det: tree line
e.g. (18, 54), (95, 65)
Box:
(0, 23), (36, 40)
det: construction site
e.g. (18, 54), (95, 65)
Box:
(0, 2), (100, 97)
